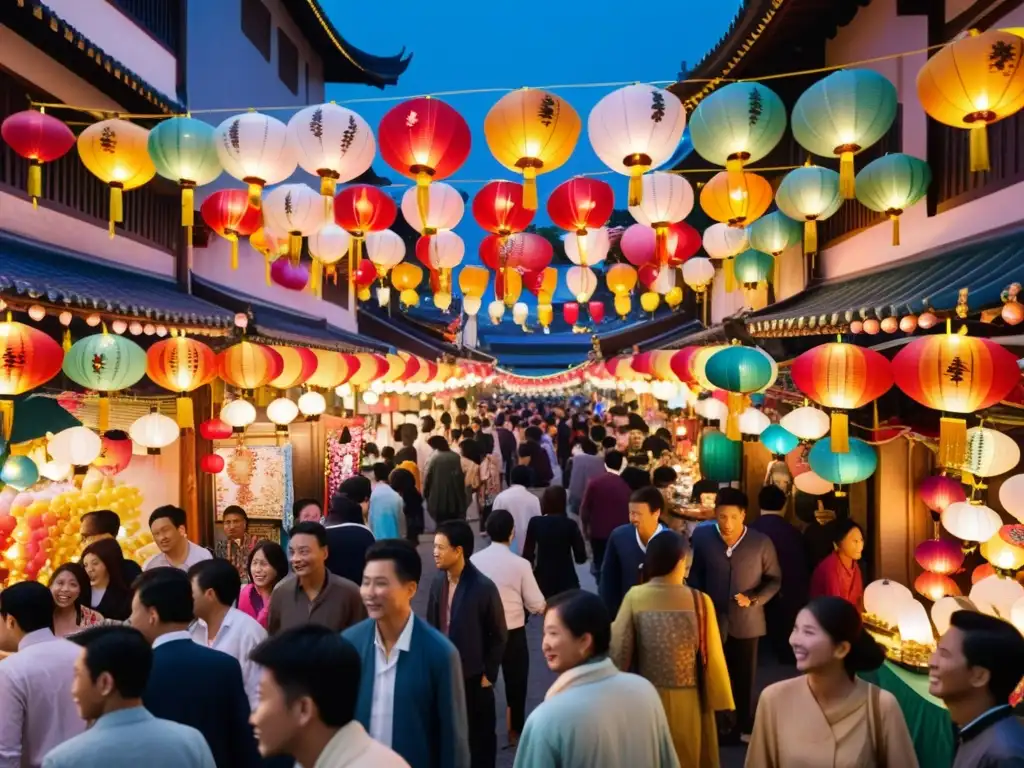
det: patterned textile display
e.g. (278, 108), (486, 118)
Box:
(214, 444), (293, 522)
(325, 425), (364, 503)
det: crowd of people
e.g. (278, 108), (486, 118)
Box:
(0, 396), (1023, 768)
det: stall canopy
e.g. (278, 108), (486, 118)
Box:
(359, 305), (495, 362)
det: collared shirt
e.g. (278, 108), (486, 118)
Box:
(636, 524), (667, 554)
(267, 570), (365, 636)
(213, 534), (260, 583)
(492, 484), (541, 555)
(471, 542), (545, 629)
(143, 541), (212, 572)
(0, 629), (84, 768)
(190, 607), (267, 710)
(717, 525), (748, 558)
(369, 484), (405, 540)
(152, 630), (193, 650)
(313, 720), (410, 768)
(369, 614), (415, 748)
(958, 705), (1013, 743)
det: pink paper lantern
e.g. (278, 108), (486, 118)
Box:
(270, 258), (310, 291)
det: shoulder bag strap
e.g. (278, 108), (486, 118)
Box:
(868, 683), (885, 768)
(690, 587), (709, 672)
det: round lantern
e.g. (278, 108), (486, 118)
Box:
(917, 29), (1024, 173)
(482, 231), (554, 276)
(794, 470), (834, 496)
(199, 419), (232, 441)
(495, 268), (523, 307)
(401, 181), (464, 235)
(333, 184), (398, 259)
(48, 426), (102, 467)
(749, 211), (802, 257)
(458, 265), (490, 304)
(682, 257), (716, 295)
(512, 302), (529, 326)
(699, 431), (742, 483)
(200, 189), (262, 269)
(808, 437), (878, 493)
(791, 68), (899, 198)
(267, 346), (318, 391)
(700, 170), (773, 227)
(200, 453), (225, 474)
(981, 528), (1024, 573)
(305, 350), (356, 390)
(639, 291), (661, 314)
(217, 341), (282, 393)
(365, 229), (406, 277)
(308, 223), (351, 275)
(914, 572), (962, 602)
(537, 304), (553, 330)
(147, 116), (222, 232)
(587, 84), (686, 205)
(472, 180), (535, 236)
(400, 289), (421, 308)
(287, 103), (375, 199)
(129, 407), (179, 454)
(298, 391), (327, 418)
(566, 267), (599, 304)
(146, 336), (217, 428)
(1, 455), (38, 490)
(588, 301), (605, 324)
(562, 302), (580, 327)
(263, 183), (326, 263)
(416, 231), (464, 271)
(733, 250), (774, 289)
(919, 475), (967, 514)
(250, 228), (290, 265)
(629, 172), (695, 264)
(63, 331), (146, 431)
(484, 89), (581, 209)
(94, 430), (133, 476)
(855, 153), (932, 245)
(761, 424), (800, 457)
(780, 405), (831, 441)
(1, 109), (76, 206)
(775, 165), (843, 255)
(914, 538), (965, 575)
(214, 111), (295, 206)
(349, 353), (387, 388)
(970, 574), (1024, 618)
(932, 596), (975, 636)
(738, 408), (771, 438)
(391, 262), (424, 293)
(563, 228), (610, 267)
(0, 319), (64, 396)
(270, 259), (310, 291)
(488, 300), (506, 324)
(864, 579), (914, 629)
(999, 474), (1024, 523)
(898, 602), (935, 646)
(77, 119), (156, 236)
(961, 426), (1020, 478)
(621, 222), (700, 267)
(942, 501), (1002, 545)
(220, 399), (257, 432)
(702, 222), (750, 259)
(606, 263), (639, 296)
(704, 346), (774, 394)
(547, 177), (614, 260)
(266, 397), (299, 429)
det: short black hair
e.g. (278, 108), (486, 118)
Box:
(758, 485), (787, 512)
(643, 530), (689, 581)
(485, 509), (515, 543)
(339, 475), (372, 504)
(222, 505), (248, 524)
(0, 581), (54, 633)
(602, 436), (617, 451)
(248, 541), (289, 588)
(524, 426), (543, 442)
(188, 559), (242, 607)
(132, 568), (194, 624)
(292, 498), (321, 517)
(545, 590), (610, 656)
(371, 462), (392, 483)
(381, 446), (396, 462)
(590, 425), (607, 443)
(510, 466), (533, 487)
(652, 466), (678, 487)
(604, 450), (625, 472)
(436, 520), (475, 558)
(832, 518), (864, 546)
(715, 487), (748, 510)
(148, 505), (186, 530)
(289, 521), (328, 548)
(440, 412), (453, 427)
(81, 509), (121, 536)
(72, 625), (152, 698)
(577, 438), (598, 456)
(948, 610), (1024, 703)
(362, 442), (380, 457)
(630, 485), (665, 514)
(421, 415), (436, 433)
(364, 539), (422, 583)
(427, 435), (450, 452)
(517, 443), (531, 459)
(249, 625), (361, 728)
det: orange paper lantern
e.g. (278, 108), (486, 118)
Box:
(146, 336), (218, 427)
(305, 349), (357, 390)
(267, 345), (319, 390)
(699, 170), (773, 227)
(217, 341), (283, 392)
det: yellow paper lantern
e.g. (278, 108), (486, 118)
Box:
(391, 262), (424, 292)
(501, 269), (523, 307)
(700, 170), (773, 227)
(606, 263), (638, 296)
(665, 286), (684, 308)
(614, 294), (632, 317)
(457, 265), (490, 299)
(640, 291), (660, 313)
(77, 119), (156, 237)
(537, 304), (553, 328)
(484, 89), (581, 209)
(399, 289), (420, 308)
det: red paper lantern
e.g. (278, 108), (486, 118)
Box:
(914, 538), (965, 575)
(670, 347), (701, 385)
(218, 341), (283, 392)
(563, 302), (580, 325)
(200, 453), (226, 474)
(972, 563), (996, 584)
(0, 320), (64, 395)
(914, 571), (961, 601)
(268, 346), (318, 390)
(1, 110), (76, 206)
(199, 419), (233, 441)
(94, 430), (133, 476)
(478, 232), (553, 273)
(588, 301), (605, 324)
(400, 354), (421, 382)
(473, 180), (535, 236)
(546, 178), (614, 235)
(638, 262), (660, 289)
(354, 258), (377, 288)
(334, 185), (397, 236)
(200, 190), (261, 269)
(918, 475), (966, 513)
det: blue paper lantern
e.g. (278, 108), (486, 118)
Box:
(760, 424), (799, 457)
(704, 346), (775, 394)
(148, 116), (222, 230)
(1, 455), (38, 490)
(700, 431), (742, 483)
(733, 250), (775, 288)
(749, 210), (802, 257)
(808, 437), (877, 491)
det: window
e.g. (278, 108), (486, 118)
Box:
(241, 0), (271, 61)
(278, 28), (299, 94)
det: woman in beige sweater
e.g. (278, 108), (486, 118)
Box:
(745, 596), (918, 768)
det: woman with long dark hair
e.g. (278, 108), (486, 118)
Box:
(522, 484), (587, 598)
(49, 562), (103, 637)
(746, 596), (917, 767)
(81, 538), (133, 620)
(238, 540), (288, 628)
(390, 466), (424, 543)
(423, 435), (466, 524)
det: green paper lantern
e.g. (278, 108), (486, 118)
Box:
(791, 69), (898, 199)
(760, 424), (799, 457)
(63, 332), (147, 392)
(855, 153), (931, 246)
(148, 116), (222, 229)
(749, 211), (802, 256)
(775, 166), (842, 255)
(689, 82), (787, 171)
(808, 436), (877, 491)
(700, 430), (742, 483)
(704, 345), (775, 394)
(1, 454), (38, 490)
(733, 250), (775, 288)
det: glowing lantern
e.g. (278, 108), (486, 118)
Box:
(401, 289), (421, 308)
(932, 596), (975, 636)
(391, 262), (424, 293)
(639, 291), (660, 314)
(63, 331), (146, 431)
(298, 391), (327, 418)
(700, 170), (773, 228)
(775, 166), (843, 255)
(897, 601), (935, 646)
(309, 224), (352, 271)
(682, 257), (715, 296)
(664, 287), (683, 308)
(495, 268), (523, 307)
(700, 431), (741, 483)
(749, 211), (802, 257)
(512, 302), (529, 326)
(808, 437), (877, 493)
(1, 455), (38, 490)
(199, 419), (232, 441)
(919, 475), (967, 514)
(854, 153), (932, 245)
(690, 345), (728, 391)
(613, 295), (632, 318)
(214, 111), (295, 207)
(287, 103), (375, 199)
(200, 454), (225, 474)
(607, 263), (638, 297)
(970, 574), (1024, 618)
(365, 230), (406, 278)
(792, 69), (898, 198)
(914, 538), (965, 575)
(220, 399), (257, 431)
(621, 222), (700, 268)
(942, 501), (1001, 545)
(588, 301), (605, 324)
(0, 320), (64, 400)
(378, 97), (471, 226)
(147, 116), (222, 234)
(733, 250), (774, 290)
(524, 267), (558, 303)
(267, 346), (318, 391)
(262, 183), (326, 263)
(334, 184), (398, 260)
(217, 341), (282, 393)
(48, 426), (102, 467)
(489, 301), (506, 324)
(981, 527), (1024, 573)
(961, 426), (1020, 478)
(704, 346), (774, 395)
(77, 119), (156, 237)
(562, 303), (579, 326)
(917, 30), (1024, 173)
(629, 172), (695, 264)
(416, 231), (465, 271)
(129, 407), (179, 454)
(458, 266), (490, 302)
(864, 579), (914, 628)
(306, 349), (356, 390)
(999, 474), (1024, 523)
(567, 267), (598, 303)
(780, 406), (830, 441)
(587, 84), (686, 205)
(95, 430), (133, 476)
(479, 232), (553, 273)
(484, 89), (581, 209)
(563, 228), (610, 267)
(738, 408), (771, 438)
(547, 177), (614, 264)
(702, 222), (750, 259)
(200, 189), (262, 269)
(915, 572), (962, 601)
(1, 109), (76, 206)
(761, 424), (799, 457)
(401, 182), (464, 235)
(270, 259), (310, 291)
(266, 397), (299, 429)
(537, 304), (553, 330)
(472, 180), (535, 236)
(146, 336), (218, 428)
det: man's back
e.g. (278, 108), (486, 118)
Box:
(580, 473), (630, 540)
(325, 524), (376, 587)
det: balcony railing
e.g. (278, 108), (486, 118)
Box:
(0, 68), (181, 253)
(108, 0), (182, 55)
(933, 112), (1024, 212)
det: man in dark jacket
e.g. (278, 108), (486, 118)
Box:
(689, 487), (781, 743)
(325, 476), (375, 587)
(598, 486), (666, 618)
(130, 568), (260, 767)
(521, 426), (553, 488)
(581, 450), (632, 581)
(428, 521), (507, 768)
(494, 413), (517, 486)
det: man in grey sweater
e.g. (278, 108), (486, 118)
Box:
(567, 438), (604, 517)
(689, 487), (781, 744)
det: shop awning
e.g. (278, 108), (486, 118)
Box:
(0, 233), (234, 331)
(747, 225), (1024, 336)
(358, 307), (494, 362)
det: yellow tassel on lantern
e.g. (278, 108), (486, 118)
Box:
(230, 234), (239, 270)
(889, 212), (901, 246)
(831, 411), (850, 453)
(938, 416), (968, 469)
(357, 286), (371, 302)
(725, 156), (745, 202)
(264, 253), (272, 286)
(320, 174), (337, 198)
(288, 233), (302, 266)
(804, 219), (818, 255)
(576, 231), (589, 267)
(628, 164), (647, 207)
(0, 400), (13, 440)
(247, 180), (262, 208)
(726, 392), (745, 441)
(522, 166), (538, 210)
(969, 124), (990, 173)
(62, 329), (72, 352)
(654, 224), (669, 265)
(109, 183), (123, 239)
(416, 170), (432, 228)
(839, 150), (856, 199)
(724, 257), (736, 292)
(180, 183), (194, 227)
(97, 394), (110, 433)
(28, 160), (41, 209)
(176, 397), (194, 429)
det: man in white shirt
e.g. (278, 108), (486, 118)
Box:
(470, 510), (545, 747)
(413, 414), (437, 484)
(143, 506), (212, 572)
(187, 559), (267, 710)
(491, 466), (542, 555)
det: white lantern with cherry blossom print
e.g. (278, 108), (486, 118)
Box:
(214, 111), (295, 207)
(263, 184), (327, 264)
(287, 103), (375, 200)
(401, 182), (464, 234)
(563, 228), (610, 267)
(628, 172), (694, 265)
(566, 266), (598, 303)
(365, 229), (406, 281)
(588, 84), (687, 205)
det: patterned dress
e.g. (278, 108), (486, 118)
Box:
(214, 535), (260, 583)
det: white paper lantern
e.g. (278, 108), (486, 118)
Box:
(588, 84), (686, 205)
(48, 426), (102, 467)
(214, 111), (295, 203)
(262, 183), (327, 261)
(38, 461), (72, 482)
(129, 408), (179, 454)
(298, 391), (327, 417)
(793, 470), (834, 496)
(566, 266), (598, 303)
(780, 406), (830, 441)
(702, 222), (749, 259)
(970, 574), (1024, 618)
(287, 103), (375, 197)
(512, 302), (529, 326)
(563, 227), (610, 266)
(652, 267), (677, 295)
(221, 399), (257, 429)
(266, 397), (299, 427)
(420, 231), (465, 269)
(362, 390), (380, 405)
(897, 600), (934, 645)
(864, 579), (914, 628)
(488, 300), (506, 324)
(376, 286), (392, 307)
(696, 397), (728, 422)
(739, 407), (771, 437)
(628, 172), (694, 227)
(308, 223), (352, 266)
(365, 229), (406, 271)
(463, 296), (482, 316)
(961, 427), (1020, 478)
(931, 596), (976, 637)
(999, 474), (1024, 523)
(1011, 595), (1024, 634)
(942, 501), (1002, 543)
(401, 182), (464, 234)
(682, 257), (716, 291)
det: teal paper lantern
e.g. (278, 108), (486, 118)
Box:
(733, 250), (774, 288)
(775, 166), (842, 255)
(700, 431), (742, 483)
(689, 82), (787, 172)
(704, 346), (775, 394)
(63, 332), (147, 392)
(1, 454), (38, 490)
(791, 69), (898, 199)
(749, 211), (802, 256)
(147, 116), (222, 229)
(808, 437), (877, 492)
(761, 424), (799, 457)
(855, 153), (931, 246)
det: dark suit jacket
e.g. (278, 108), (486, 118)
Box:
(426, 562), (507, 682)
(523, 514), (587, 598)
(143, 637), (260, 768)
(93, 585), (132, 621)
